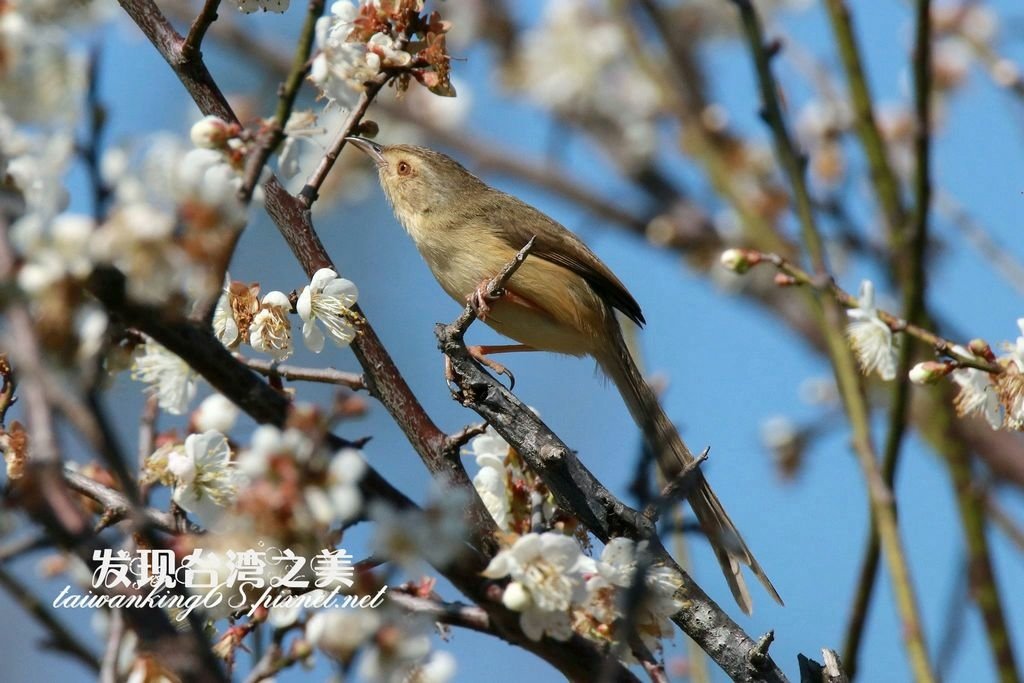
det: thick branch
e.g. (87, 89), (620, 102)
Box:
(437, 292), (788, 682)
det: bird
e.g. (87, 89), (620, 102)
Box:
(347, 136), (781, 614)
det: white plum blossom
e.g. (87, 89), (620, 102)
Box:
(89, 202), (186, 305)
(952, 362), (1002, 429)
(75, 307), (108, 363)
(472, 458), (511, 531)
(249, 290), (294, 361)
(5, 127), (74, 222)
(310, 3), (412, 106)
(357, 614), (437, 683)
(368, 485), (468, 569)
(189, 115), (234, 149)
(317, 448), (366, 525)
(175, 148), (248, 231)
(583, 538), (680, 653)
(846, 280), (899, 381)
(508, 0), (662, 164)
(15, 213), (94, 295)
(482, 532), (588, 641)
(276, 110), (325, 179)
(367, 32), (412, 68)
(168, 431), (240, 526)
(411, 652), (457, 683)
(306, 608), (381, 661)
(238, 424), (316, 478)
(0, 15), (85, 125)
(131, 340), (198, 415)
(193, 393), (240, 434)
(297, 267), (359, 352)
(469, 426), (512, 529)
(266, 588), (328, 629)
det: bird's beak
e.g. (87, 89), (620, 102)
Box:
(345, 136), (386, 167)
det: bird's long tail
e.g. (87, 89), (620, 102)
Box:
(596, 319), (782, 615)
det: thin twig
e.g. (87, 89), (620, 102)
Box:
(449, 237), (536, 338)
(387, 592), (492, 634)
(441, 422), (488, 459)
(437, 249), (788, 682)
(181, 0), (221, 63)
(63, 467), (202, 534)
(238, 0), (324, 202)
(642, 448), (709, 523)
(78, 46), (111, 221)
(241, 356), (366, 390)
(823, 0), (907, 239)
(987, 492), (1024, 554)
(743, 251), (1001, 374)
(843, 0), (933, 676)
(729, 1), (935, 679)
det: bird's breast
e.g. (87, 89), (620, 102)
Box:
(412, 230), (608, 357)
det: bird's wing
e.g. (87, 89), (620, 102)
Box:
(487, 192), (646, 327)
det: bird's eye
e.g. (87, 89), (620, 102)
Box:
(397, 160), (412, 176)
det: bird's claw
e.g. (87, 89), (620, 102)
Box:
(469, 281), (504, 321)
(468, 345), (516, 390)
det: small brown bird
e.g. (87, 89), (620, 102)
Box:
(348, 137), (781, 614)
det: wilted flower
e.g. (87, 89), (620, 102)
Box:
(1, 421), (28, 480)
(213, 286), (240, 348)
(249, 290), (294, 361)
(996, 320), (1024, 430)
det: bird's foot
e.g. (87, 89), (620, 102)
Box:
(468, 344), (516, 390)
(469, 279), (505, 321)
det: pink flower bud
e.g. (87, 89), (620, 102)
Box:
(909, 361), (953, 385)
(719, 248), (761, 274)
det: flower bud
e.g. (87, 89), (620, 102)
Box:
(720, 248), (761, 274)
(909, 361), (953, 385)
(967, 338), (995, 361)
(190, 115), (233, 149)
(501, 581), (531, 612)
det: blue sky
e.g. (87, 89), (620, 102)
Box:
(3, 1), (1024, 681)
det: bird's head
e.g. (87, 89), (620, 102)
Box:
(346, 137), (485, 219)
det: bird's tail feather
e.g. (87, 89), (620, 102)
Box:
(597, 320), (782, 615)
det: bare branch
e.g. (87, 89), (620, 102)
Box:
(241, 356), (367, 391)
